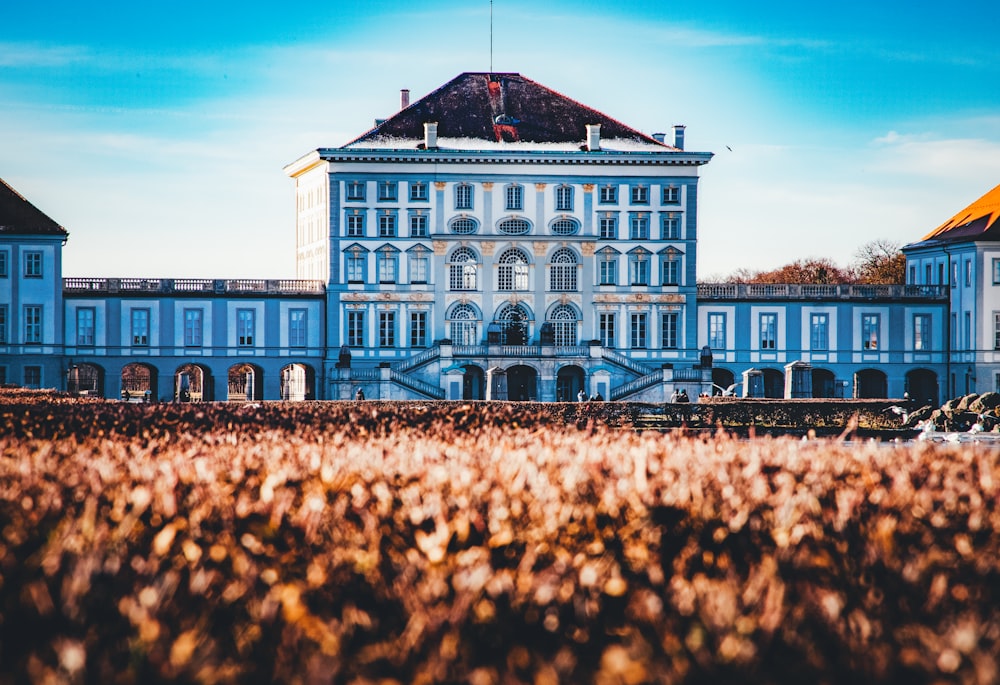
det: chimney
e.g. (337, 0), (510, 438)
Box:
(424, 122), (438, 149)
(652, 132), (666, 143)
(586, 123), (601, 151)
(672, 125), (686, 150)
(400, 89), (410, 110)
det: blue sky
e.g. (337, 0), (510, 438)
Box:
(2, 0), (999, 278)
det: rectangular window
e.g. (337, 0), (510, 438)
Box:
(862, 313), (880, 350)
(993, 259), (1000, 285)
(662, 185), (680, 204)
(630, 185), (649, 204)
(378, 214), (397, 238)
(0, 305), (7, 343)
(347, 311), (365, 347)
(455, 184), (473, 210)
(0, 250), (7, 277)
(662, 215), (680, 240)
(24, 305), (42, 343)
(629, 215), (649, 240)
(379, 311), (396, 348)
(599, 313), (616, 347)
(708, 313), (726, 350)
(759, 313), (777, 350)
(289, 309), (307, 347)
(924, 263), (932, 284)
(409, 181), (428, 201)
(410, 311), (427, 348)
(810, 313), (828, 351)
(599, 185), (617, 204)
(409, 254), (428, 283)
(346, 181), (366, 201)
(377, 181), (397, 202)
(913, 313), (931, 351)
(450, 263), (477, 291)
(346, 213), (365, 237)
(908, 265), (916, 285)
(237, 309), (255, 347)
(76, 307), (95, 346)
(599, 216), (618, 240)
(24, 251), (42, 278)
(599, 255), (618, 285)
(24, 366), (41, 389)
(346, 253), (365, 283)
(662, 258), (679, 286)
(629, 254), (649, 285)
(184, 309), (203, 347)
(938, 263), (945, 286)
(952, 262), (958, 287)
(505, 185), (523, 211)
(630, 313), (647, 349)
(131, 308), (149, 346)
(409, 214), (428, 237)
(965, 312), (972, 350)
(662, 312), (678, 349)
(994, 313), (1000, 350)
(555, 185), (573, 211)
(377, 252), (397, 283)
(966, 259), (973, 287)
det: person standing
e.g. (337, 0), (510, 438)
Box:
(355, 388), (365, 401)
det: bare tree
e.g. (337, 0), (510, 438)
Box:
(852, 240), (906, 284)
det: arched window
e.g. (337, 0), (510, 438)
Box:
(497, 303), (531, 345)
(549, 248), (578, 292)
(549, 304), (578, 346)
(450, 217), (479, 235)
(551, 218), (580, 236)
(448, 247), (479, 291)
(498, 218), (531, 235)
(449, 303), (480, 345)
(497, 248), (530, 291)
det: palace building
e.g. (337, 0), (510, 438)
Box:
(2, 71), (985, 404)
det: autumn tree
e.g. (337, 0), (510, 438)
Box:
(851, 239), (906, 284)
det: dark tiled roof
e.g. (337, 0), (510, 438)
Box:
(345, 72), (670, 149)
(0, 178), (68, 236)
(917, 182), (1000, 243)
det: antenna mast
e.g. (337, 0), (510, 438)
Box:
(490, 0), (493, 73)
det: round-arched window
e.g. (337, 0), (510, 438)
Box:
(498, 218), (531, 235)
(450, 217), (479, 235)
(551, 218), (580, 236)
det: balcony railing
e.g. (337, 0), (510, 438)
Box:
(64, 278), (325, 295)
(696, 283), (948, 301)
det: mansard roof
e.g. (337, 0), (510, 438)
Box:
(0, 178), (68, 236)
(916, 182), (1000, 244)
(344, 72), (671, 152)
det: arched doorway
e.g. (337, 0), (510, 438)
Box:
(855, 368), (887, 398)
(228, 363), (262, 402)
(712, 368), (736, 395)
(507, 365), (538, 401)
(176, 363), (210, 402)
(556, 365), (586, 402)
(280, 363), (314, 401)
(68, 362), (104, 397)
(906, 368), (939, 406)
(463, 364), (485, 400)
(122, 363), (156, 401)
(812, 368), (836, 398)
(762, 368), (784, 398)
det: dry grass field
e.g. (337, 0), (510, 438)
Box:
(1, 390), (998, 684)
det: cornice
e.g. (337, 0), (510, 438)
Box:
(315, 148), (713, 167)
